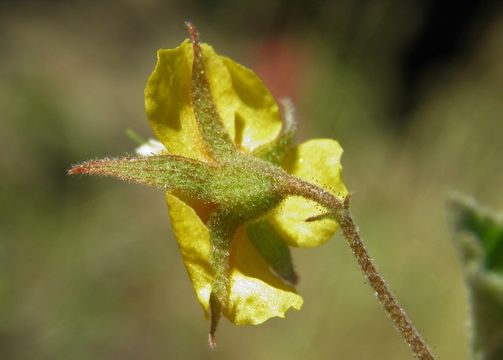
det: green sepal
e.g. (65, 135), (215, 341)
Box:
(188, 23), (236, 159)
(253, 99), (296, 165)
(246, 219), (298, 285)
(207, 208), (239, 347)
(68, 155), (216, 200)
(125, 128), (146, 146)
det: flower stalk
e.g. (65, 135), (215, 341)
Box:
(284, 175), (435, 360)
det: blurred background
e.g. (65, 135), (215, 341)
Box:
(1, 0), (502, 359)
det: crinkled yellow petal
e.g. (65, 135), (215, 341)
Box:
(166, 193), (303, 325)
(145, 40), (208, 161)
(269, 139), (348, 248)
(218, 56), (282, 152)
(145, 40), (282, 159)
(226, 227), (303, 325)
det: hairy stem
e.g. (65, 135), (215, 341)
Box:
(284, 176), (435, 360)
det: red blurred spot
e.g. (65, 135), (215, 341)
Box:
(252, 38), (306, 104)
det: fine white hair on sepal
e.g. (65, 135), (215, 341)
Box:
(135, 139), (167, 156)
(279, 98), (297, 134)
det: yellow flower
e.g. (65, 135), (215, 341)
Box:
(144, 30), (347, 329)
(69, 25), (437, 357)
(70, 23), (347, 346)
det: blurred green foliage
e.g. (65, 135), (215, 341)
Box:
(0, 1), (502, 359)
(450, 196), (503, 360)
(452, 196), (503, 273)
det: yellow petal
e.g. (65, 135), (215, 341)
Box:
(145, 40), (208, 161)
(218, 56), (282, 152)
(269, 139), (348, 247)
(145, 40), (282, 159)
(226, 227), (303, 325)
(166, 193), (303, 325)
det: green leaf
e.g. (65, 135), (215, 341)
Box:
(449, 194), (503, 360)
(451, 195), (503, 274)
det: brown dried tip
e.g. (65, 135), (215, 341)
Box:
(208, 293), (221, 350)
(208, 333), (217, 350)
(184, 21), (200, 44)
(67, 166), (83, 176)
(305, 211), (334, 222)
(285, 271), (299, 286)
(67, 160), (112, 176)
(67, 163), (92, 175)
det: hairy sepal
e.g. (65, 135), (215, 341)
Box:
(68, 155), (216, 199)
